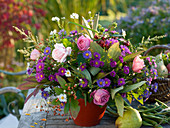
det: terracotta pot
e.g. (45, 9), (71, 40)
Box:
(71, 98), (106, 127)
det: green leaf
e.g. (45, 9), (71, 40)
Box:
(107, 42), (121, 61)
(93, 13), (99, 31)
(68, 21), (97, 33)
(67, 78), (74, 82)
(18, 82), (40, 90)
(82, 16), (94, 38)
(90, 42), (107, 61)
(81, 69), (92, 84)
(64, 100), (70, 114)
(56, 75), (67, 89)
(111, 86), (124, 99)
(24, 76), (37, 82)
(123, 51), (144, 62)
(70, 97), (80, 119)
(54, 87), (63, 95)
(120, 81), (146, 93)
(89, 67), (101, 76)
(115, 94), (124, 117)
(62, 38), (72, 48)
(84, 93), (87, 106)
(93, 72), (110, 84)
(76, 90), (84, 99)
(51, 98), (60, 105)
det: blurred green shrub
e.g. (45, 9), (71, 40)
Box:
(116, 0), (170, 47)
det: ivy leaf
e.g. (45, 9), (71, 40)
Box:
(70, 97), (80, 119)
(120, 81), (146, 93)
(89, 67), (101, 76)
(115, 94), (124, 117)
(123, 51), (144, 62)
(56, 75), (67, 89)
(111, 86), (124, 99)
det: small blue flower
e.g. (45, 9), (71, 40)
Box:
(44, 47), (51, 55)
(97, 79), (106, 87)
(83, 51), (92, 59)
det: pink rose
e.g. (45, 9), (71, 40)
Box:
(77, 35), (91, 51)
(30, 49), (40, 60)
(90, 89), (110, 106)
(52, 43), (72, 63)
(132, 55), (145, 73)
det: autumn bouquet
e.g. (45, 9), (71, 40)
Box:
(16, 12), (158, 126)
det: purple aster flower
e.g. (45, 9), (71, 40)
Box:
(110, 70), (116, 77)
(93, 52), (101, 59)
(118, 78), (125, 86)
(90, 59), (94, 66)
(43, 56), (47, 61)
(153, 69), (158, 79)
(121, 51), (126, 56)
(119, 56), (124, 63)
(44, 47), (51, 55)
(36, 73), (45, 82)
(79, 78), (88, 87)
(27, 68), (33, 75)
(41, 90), (49, 100)
(54, 73), (59, 82)
(111, 30), (117, 34)
(100, 61), (104, 67)
(36, 63), (45, 72)
(110, 61), (117, 68)
(108, 38), (118, 45)
(105, 29), (108, 32)
(121, 93), (126, 98)
(83, 51), (92, 59)
(138, 95), (143, 100)
(146, 77), (152, 85)
(48, 75), (54, 81)
(37, 59), (43, 63)
(70, 30), (77, 35)
(153, 83), (158, 92)
(97, 79), (106, 87)
(47, 67), (51, 70)
(104, 78), (111, 87)
(80, 63), (86, 71)
(93, 59), (101, 68)
(58, 67), (66, 76)
(123, 66), (130, 74)
(120, 45), (131, 55)
(145, 71), (149, 76)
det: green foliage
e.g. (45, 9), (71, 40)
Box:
(115, 94), (124, 117)
(111, 86), (123, 99)
(70, 97), (80, 119)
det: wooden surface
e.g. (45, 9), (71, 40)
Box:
(18, 89), (170, 128)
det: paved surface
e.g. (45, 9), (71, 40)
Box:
(17, 89), (170, 128)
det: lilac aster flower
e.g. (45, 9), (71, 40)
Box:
(118, 78), (125, 86)
(36, 63), (45, 72)
(153, 83), (158, 92)
(108, 38), (118, 45)
(97, 79), (106, 87)
(48, 75), (54, 81)
(119, 56), (124, 63)
(44, 47), (51, 55)
(93, 59), (101, 68)
(79, 78), (88, 87)
(36, 73), (45, 82)
(27, 68), (33, 75)
(58, 67), (66, 76)
(41, 90), (49, 100)
(54, 73), (59, 82)
(120, 45), (131, 55)
(83, 51), (92, 59)
(93, 52), (101, 59)
(123, 66), (129, 74)
(110, 61), (117, 68)
(80, 63), (86, 71)
(104, 78), (111, 87)
(110, 70), (116, 77)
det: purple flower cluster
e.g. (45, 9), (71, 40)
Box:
(58, 67), (66, 76)
(97, 78), (111, 87)
(123, 66), (130, 74)
(110, 59), (117, 68)
(118, 78), (125, 86)
(120, 45), (131, 56)
(89, 52), (104, 68)
(36, 73), (45, 82)
(36, 63), (45, 72)
(79, 78), (88, 87)
(80, 63), (86, 71)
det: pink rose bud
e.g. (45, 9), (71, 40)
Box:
(30, 49), (40, 60)
(90, 89), (110, 106)
(77, 35), (91, 51)
(132, 55), (145, 73)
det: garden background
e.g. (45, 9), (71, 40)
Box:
(0, 0), (169, 119)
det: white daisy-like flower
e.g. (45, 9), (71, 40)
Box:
(61, 17), (65, 20)
(65, 70), (71, 77)
(57, 94), (67, 102)
(52, 16), (60, 21)
(50, 29), (57, 35)
(70, 13), (79, 19)
(88, 11), (91, 14)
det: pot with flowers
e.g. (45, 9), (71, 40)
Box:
(15, 12), (158, 127)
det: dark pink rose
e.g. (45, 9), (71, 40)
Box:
(90, 89), (110, 106)
(30, 49), (40, 60)
(77, 35), (91, 51)
(132, 55), (145, 73)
